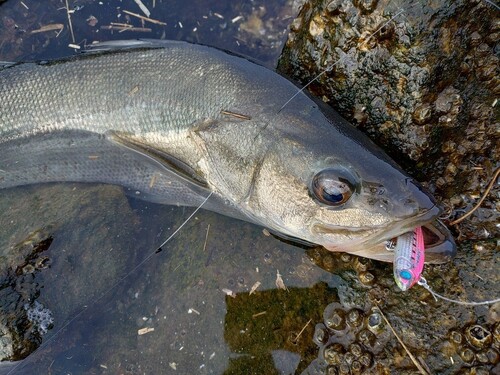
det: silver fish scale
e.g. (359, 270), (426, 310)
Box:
(0, 46), (249, 142)
(0, 42), (299, 209)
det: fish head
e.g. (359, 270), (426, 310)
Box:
(243, 99), (456, 264)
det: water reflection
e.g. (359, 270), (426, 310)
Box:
(0, 0), (294, 66)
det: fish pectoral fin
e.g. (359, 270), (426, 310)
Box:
(107, 131), (209, 189)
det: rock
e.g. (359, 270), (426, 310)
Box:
(0, 184), (139, 361)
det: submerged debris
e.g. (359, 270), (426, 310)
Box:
(30, 24), (64, 34)
(222, 288), (237, 298)
(276, 270), (288, 291)
(24, 301), (54, 335)
(249, 281), (261, 295)
(138, 327), (155, 335)
(121, 9), (166, 26)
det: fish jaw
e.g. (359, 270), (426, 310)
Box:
(310, 192), (456, 264)
(318, 217), (456, 264)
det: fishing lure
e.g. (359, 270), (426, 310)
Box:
(390, 226), (425, 291)
(390, 227), (500, 303)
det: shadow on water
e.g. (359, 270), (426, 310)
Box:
(0, 0), (499, 374)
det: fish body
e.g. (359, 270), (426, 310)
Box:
(0, 40), (455, 262)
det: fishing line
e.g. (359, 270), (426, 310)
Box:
(417, 277), (500, 306)
(6, 192), (213, 375)
(483, 0), (500, 11)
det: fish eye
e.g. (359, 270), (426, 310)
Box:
(311, 168), (355, 206)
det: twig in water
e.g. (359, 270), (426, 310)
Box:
(138, 327), (154, 335)
(252, 311), (267, 318)
(122, 10), (166, 25)
(31, 24), (64, 34)
(292, 318), (312, 343)
(133, 0), (151, 17)
(375, 306), (430, 375)
(110, 22), (133, 27)
(275, 270), (288, 291)
(65, 0), (76, 44)
(249, 281), (261, 295)
(220, 110), (251, 120)
(101, 25), (152, 33)
(202, 224), (210, 252)
(449, 167), (499, 225)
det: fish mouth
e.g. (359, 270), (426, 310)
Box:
(360, 219), (456, 264)
(317, 205), (456, 263)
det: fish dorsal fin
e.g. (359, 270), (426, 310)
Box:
(0, 61), (17, 70)
(107, 131), (209, 189)
(84, 39), (184, 53)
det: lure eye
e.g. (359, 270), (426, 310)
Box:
(311, 169), (355, 206)
(399, 270), (412, 281)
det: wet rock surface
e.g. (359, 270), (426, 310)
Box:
(278, 0), (499, 240)
(0, 184), (139, 362)
(302, 247), (500, 374)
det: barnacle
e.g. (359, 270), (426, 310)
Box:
(307, 302), (390, 373)
(465, 325), (493, 349)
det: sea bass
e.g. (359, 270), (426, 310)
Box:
(0, 40), (455, 263)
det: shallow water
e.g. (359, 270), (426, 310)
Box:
(1, 183), (341, 373)
(0, 0), (499, 374)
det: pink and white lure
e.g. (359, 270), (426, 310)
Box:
(392, 226), (425, 291)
